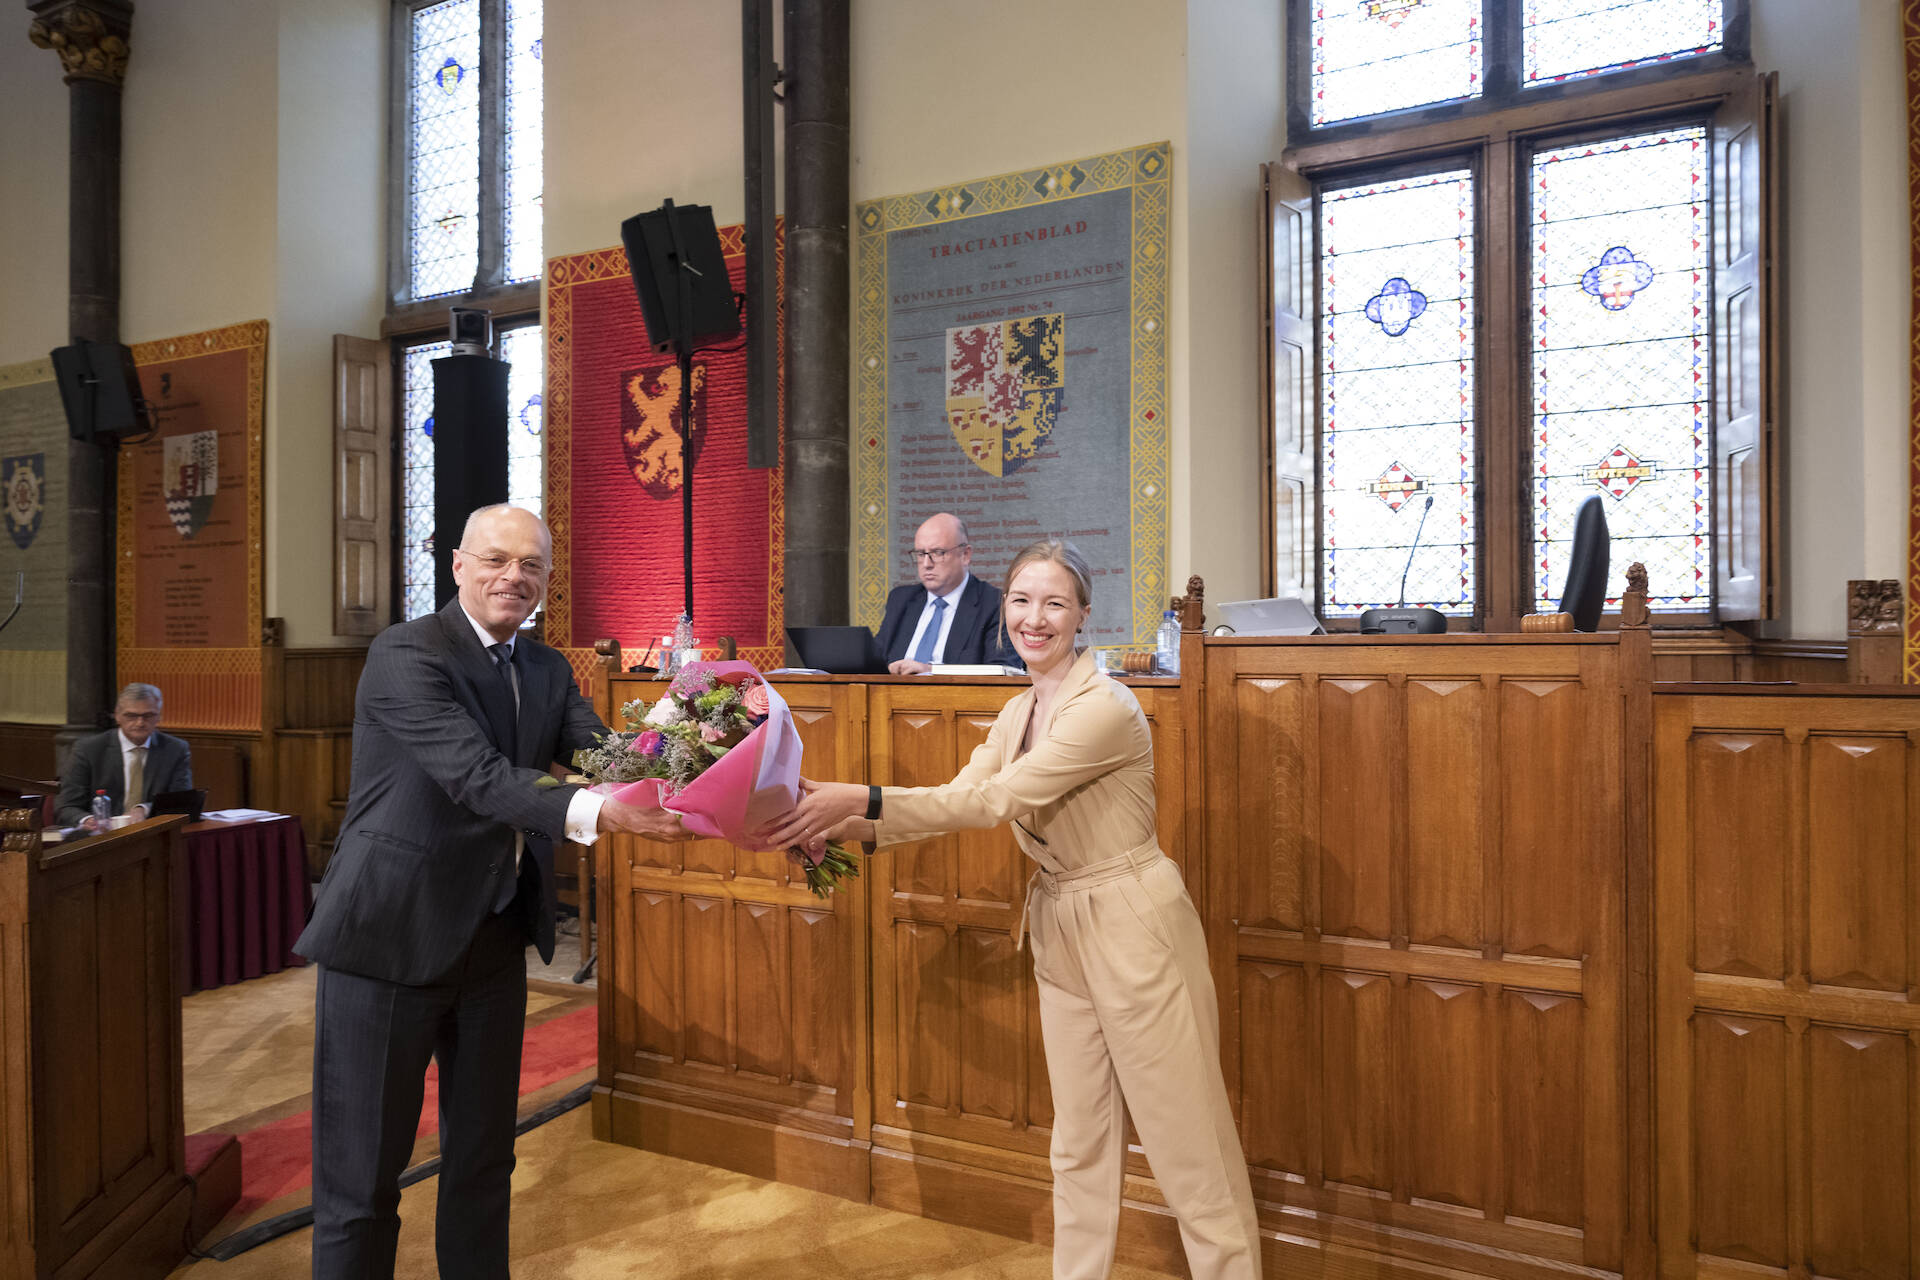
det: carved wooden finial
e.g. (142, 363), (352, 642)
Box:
(1172, 575), (1206, 632)
(0, 805), (43, 855)
(1850, 578), (1906, 635)
(261, 617), (285, 647)
(28, 1), (132, 87)
(1620, 562), (1650, 629)
(593, 637), (622, 670)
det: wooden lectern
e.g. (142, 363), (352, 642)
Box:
(0, 813), (194, 1279)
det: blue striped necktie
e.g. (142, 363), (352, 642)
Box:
(911, 596), (947, 663)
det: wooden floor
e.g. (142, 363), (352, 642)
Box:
(168, 946), (1171, 1279)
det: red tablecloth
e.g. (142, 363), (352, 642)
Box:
(181, 815), (312, 992)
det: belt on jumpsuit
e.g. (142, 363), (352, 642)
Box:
(1013, 837), (1165, 952)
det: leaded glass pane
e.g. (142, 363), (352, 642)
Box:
(1530, 126), (1710, 612)
(1311, 0), (1483, 128)
(1523, 0), (1722, 86)
(409, 0), (481, 299)
(504, 0), (543, 284)
(1320, 168), (1477, 617)
(500, 325), (544, 517)
(402, 341), (451, 620)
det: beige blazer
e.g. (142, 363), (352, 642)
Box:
(873, 647), (1158, 872)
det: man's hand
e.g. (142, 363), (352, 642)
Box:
(597, 796), (692, 841)
(888, 659), (932, 675)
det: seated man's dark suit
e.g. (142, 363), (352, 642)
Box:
(55, 728), (192, 825)
(295, 597), (606, 1279)
(876, 574), (1014, 666)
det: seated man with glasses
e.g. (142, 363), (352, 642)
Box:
(876, 512), (1016, 674)
(55, 681), (193, 830)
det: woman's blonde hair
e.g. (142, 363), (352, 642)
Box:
(1002, 538), (1093, 610)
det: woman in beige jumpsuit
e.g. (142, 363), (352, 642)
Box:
(765, 540), (1262, 1280)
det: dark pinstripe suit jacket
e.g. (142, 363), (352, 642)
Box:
(295, 598), (606, 985)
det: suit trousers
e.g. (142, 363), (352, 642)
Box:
(1027, 847), (1262, 1280)
(310, 874), (531, 1280)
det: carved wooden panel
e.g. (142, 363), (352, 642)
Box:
(1205, 637), (1626, 1271)
(867, 681), (1185, 1169)
(595, 677), (867, 1143)
(1655, 690), (1920, 1280)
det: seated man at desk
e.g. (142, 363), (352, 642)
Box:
(55, 682), (192, 830)
(876, 512), (1014, 674)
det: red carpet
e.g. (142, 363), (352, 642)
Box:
(226, 1004), (598, 1217)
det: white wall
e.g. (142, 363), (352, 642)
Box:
(1753, 0), (1910, 637)
(0, 36), (70, 365)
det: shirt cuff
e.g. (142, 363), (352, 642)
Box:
(564, 787), (605, 845)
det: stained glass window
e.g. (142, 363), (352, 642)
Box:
(402, 340), (450, 620)
(1524, 0), (1723, 86)
(504, 0), (544, 284)
(1310, 0), (1483, 128)
(1320, 169), (1477, 617)
(1530, 126), (1710, 612)
(499, 325), (545, 516)
(408, 0), (481, 299)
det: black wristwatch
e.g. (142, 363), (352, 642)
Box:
(865, 785), (883, 821)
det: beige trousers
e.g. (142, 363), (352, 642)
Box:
(1025, 844), (1262, 1280)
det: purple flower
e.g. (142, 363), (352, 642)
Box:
(636, 730), (664, 756)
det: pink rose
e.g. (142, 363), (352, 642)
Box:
(635, 730), (663, 756)
(699, 722), (726, 743)
(742, 684), (769, 717)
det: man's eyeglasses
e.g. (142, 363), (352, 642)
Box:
(460, 550), (550, 578)
(908, 544), (968, 564)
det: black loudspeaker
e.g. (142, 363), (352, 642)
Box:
(619, 202), (741, 353)
(50, 340), (148, 441)
(431, 353), (510, 608)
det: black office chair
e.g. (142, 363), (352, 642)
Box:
(1558, 495), (1611, 633)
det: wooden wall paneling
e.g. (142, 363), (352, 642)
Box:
(1205, 636), (1625, 1275)
(1653, 687), (1920, 1280)
(0, 816), (30, 1279)
(589, 668), (870, 1199)
(0, 724), (57, 779)
(280, 648), (367, 730)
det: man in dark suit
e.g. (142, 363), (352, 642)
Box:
(875, 512), (1014, 673)
(295, 504), (685, 1280)
(55, 682), (192, 829)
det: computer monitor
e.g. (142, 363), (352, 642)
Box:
(149, 789), (206, 822)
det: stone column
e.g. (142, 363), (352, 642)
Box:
(27, 0), (130, 757)
(781, 0), (850, 626)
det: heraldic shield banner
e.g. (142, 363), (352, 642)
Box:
(3, 453), (44, 550)
(853, 143), (1171, 647)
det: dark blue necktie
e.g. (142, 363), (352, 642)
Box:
(911, 596), (947, 664)
(489, 642), (523, 913)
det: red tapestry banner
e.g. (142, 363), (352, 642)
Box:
(545, 225), (784, 693)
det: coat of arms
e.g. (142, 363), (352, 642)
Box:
(945, 313), (1065, 477)
(3, 454), (44, 550)
(163, 430), (219, 539)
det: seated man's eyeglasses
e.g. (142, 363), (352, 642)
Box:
(461, 550), (550, 577)
(908, 544), (968, 564)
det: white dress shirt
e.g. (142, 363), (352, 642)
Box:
(461, 610), (605, 858)
(904, 573), (970, 664)
(117, 729), (150, 816)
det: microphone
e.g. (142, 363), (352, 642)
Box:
(1360, 490), (1447, 635)
(1396, 492), (1434, 609)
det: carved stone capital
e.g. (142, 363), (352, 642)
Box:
(27, 0), (132, 87)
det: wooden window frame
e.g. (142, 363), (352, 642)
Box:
(1265, 62), (1779, 634)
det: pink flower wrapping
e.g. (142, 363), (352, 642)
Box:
(596, 661), (805, 843)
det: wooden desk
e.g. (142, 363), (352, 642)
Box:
(587, 627), (1920, 1280)
(0, 814), (194, 1279)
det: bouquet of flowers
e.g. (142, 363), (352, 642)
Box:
(571, 660), (860, 897)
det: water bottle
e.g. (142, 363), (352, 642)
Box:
(1155, 609), (1181, 676)
(90, 789), (110, 825)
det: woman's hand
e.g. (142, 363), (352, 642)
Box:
(762, 777), (868, 852)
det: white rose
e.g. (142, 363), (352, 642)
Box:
(643, 698), (685, 727)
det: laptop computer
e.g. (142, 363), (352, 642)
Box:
(785, 625), (886, 675)
(149, 788), (207, 822)
(1215, 596), (1327, 636)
